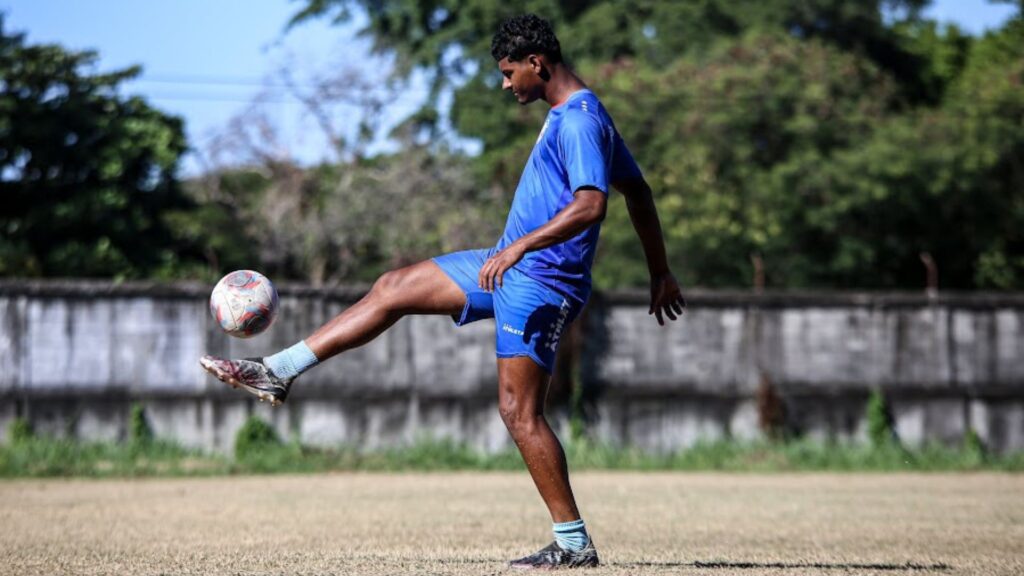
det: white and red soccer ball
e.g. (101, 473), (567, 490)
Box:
(209, 270), (279, 338)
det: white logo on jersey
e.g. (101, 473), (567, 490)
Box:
(502, 323), (525, 337)
(536, 118), (550, 144)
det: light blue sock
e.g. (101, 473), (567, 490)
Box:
(553, 519), (589, 552)
(264, 341), (319, 379)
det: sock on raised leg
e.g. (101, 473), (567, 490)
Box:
(264, 341), (319, 379)
(553, 519), (590, 552)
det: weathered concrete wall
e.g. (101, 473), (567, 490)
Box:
(1, 281), (1022, 453)
(584, 292), (1024, 452)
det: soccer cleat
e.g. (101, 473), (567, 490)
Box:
(509, 541), (600, 570)
(199, 355), (294, 406)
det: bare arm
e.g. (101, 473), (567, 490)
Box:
(614, 176), (686, 325)
(478, 188), (607, 292)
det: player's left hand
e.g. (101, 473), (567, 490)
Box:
(479, 243), (527, 292)
(650, 271), (686, 326)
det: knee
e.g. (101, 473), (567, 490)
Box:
(370, 269), (406, 302)
(499, 395), (538, 438)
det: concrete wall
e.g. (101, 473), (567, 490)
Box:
(584, 292), (1024, 453)
(1, 281), (1022, 453)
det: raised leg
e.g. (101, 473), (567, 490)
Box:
(498, 356), (581, 523)
(200, 259), (466, 403)
(306, 259), (466, 361)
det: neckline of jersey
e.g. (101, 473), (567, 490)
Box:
(552, 88), (593, 110)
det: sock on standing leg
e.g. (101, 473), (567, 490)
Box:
(264, 341), (319, 379)
(553, 519), (590, 552)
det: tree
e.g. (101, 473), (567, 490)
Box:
(183, 57), (503, 286)
(592, 20), (1024, 290)
(184, 145), (498, 286)
(820, 14), (1024, 289)
(288, 1), (1024, 289)
(0, 18), (195, 279)
(591, 33), (901, 288)
(290, 1), (932, 131)
(955, 13), (1024, 287)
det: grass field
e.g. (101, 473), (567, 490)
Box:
(1, 473), (1021, 575)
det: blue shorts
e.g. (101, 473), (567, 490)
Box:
(432, 248), (585, 373)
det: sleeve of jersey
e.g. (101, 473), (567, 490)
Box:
(558, 110), (613, 195)
(610, 131), (643, 182)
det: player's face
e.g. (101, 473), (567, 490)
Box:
(498, 56), (543, 105)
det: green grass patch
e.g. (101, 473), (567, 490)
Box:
(0, 436), (223, 477)
(563, 438), (1021, 472)
(1, 435), (1022, 478)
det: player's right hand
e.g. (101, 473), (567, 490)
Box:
(478, 242), (526, 292)
(649, 271), (686, 326)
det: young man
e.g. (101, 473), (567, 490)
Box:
(200, 13), (685, 570)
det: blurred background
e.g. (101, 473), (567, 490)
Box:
(0, 0), (1022, 471)
(2, 0), (1022, 289)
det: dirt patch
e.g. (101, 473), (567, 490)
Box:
(1, 472), (1021, 575)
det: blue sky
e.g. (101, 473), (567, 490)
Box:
(1, 0), (1018, 175)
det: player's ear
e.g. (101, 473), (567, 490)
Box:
(528, 54), (543, 73)
(529, 54), (550, 81)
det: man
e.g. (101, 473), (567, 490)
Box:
(200, 13), (685, 570)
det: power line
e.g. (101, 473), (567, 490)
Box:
(138, 74), (276, 87)
(133, 73), (415, 95)
(130, 90), (427, 105)
(137, 76), (351, 92)
(142, 93), (289, 104)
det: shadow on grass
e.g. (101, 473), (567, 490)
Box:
(613, 560), (952, 571)
(429, 557), (952, 572)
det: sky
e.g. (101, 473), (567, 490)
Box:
(1, 0), (1019, 175)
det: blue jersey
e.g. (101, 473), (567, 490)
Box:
(497, 89), (642, 303)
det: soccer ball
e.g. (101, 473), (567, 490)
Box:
(209, 270), (279, 338)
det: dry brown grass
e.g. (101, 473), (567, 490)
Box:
(1, 473), (1021, 575)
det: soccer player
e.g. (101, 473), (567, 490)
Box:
(200, 13), (685, 570)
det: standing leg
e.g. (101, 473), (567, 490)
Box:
(500, 355), (599, 568)
(497, 355), (580, 522)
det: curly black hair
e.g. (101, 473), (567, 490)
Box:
(491, 14), (562, 64)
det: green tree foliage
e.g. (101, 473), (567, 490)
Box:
(0, 18), (196, 279)
(290, 0), (929, 94)
(595, 21), (1022, 289)
(817, 18), (1024, 289)
(592, 34), (901, 288)
(290, 1), (1023, 290)
(945, 17), (1024, 287)
(290, 0), (934, 158)
(5, 4), (1014, 289)
(185, 145), (500, 285)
